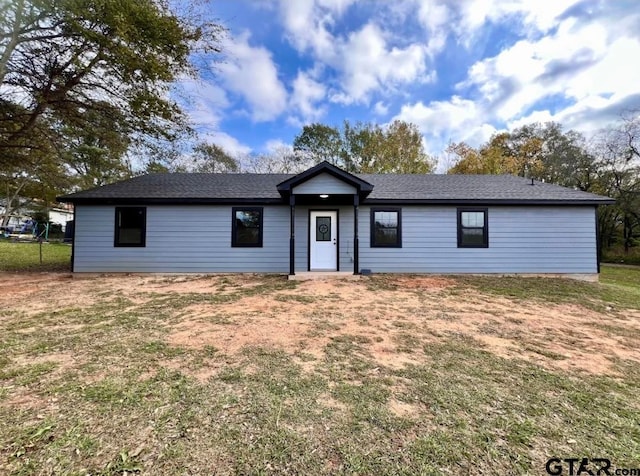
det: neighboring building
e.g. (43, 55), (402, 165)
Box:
(57, 161), (614, 277)
(1, 200), (73, 232)
(49, 206), (74, 231)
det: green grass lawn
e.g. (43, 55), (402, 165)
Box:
(450, 264), (640, 311)
(0, 240), (71, 272)
(0, 268), (639, 475)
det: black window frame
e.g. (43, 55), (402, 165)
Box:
(232, 207), (264, 248)
(457, 207), (489, 248)
(114, 206), (146, 247)
(370, 207), (402, 248)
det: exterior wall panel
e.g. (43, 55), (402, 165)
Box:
(74, 205), (290, 272)
(74, 204), (598, 274)
(359, 205), (597, 273)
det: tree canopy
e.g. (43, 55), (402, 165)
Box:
(1, 0), (223, 164)
(447, 122), (596, 189)
(0, 0), (224, 220)
(293, 120), (435, 174)
(591, 113), (640, 253)
(190, 143), (239, 173)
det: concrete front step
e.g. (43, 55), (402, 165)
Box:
(288, 271), (360, 281)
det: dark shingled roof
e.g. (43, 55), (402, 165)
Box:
(57, 172), (614, 205)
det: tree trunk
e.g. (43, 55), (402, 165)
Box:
(0, 0), (25, 85)
(623, 215), (631, 253)
(1, 180), (27, 227)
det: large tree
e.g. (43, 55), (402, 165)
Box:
(447, 122), (597, 190)
(370, 120), (435, 174)
(293, 123), (344, 168)
(190, 142), (239, 173)
(0, 0), (224, 193)
(244, 146), (312, 174)
(0, 141), (69, 226)
(592, 112), (640, 254)
(293, 120), (435, 173)
(60, 103), (133, 189)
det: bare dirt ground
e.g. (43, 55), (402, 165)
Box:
(1, 272), (638, 378)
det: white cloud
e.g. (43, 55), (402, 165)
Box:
(406, 0), (583, 57)
(395, 96), (483, 137)
(507, 92), (640, 139)
(264, 139), (292, 153)
(454, 0), (580, 40)
(329, 23), (429, 104)
(374, 101), (389, 116)
(393, 96), (497, 162)
(218, 32), (287, 122)
(203, 131), (252, 156)
(317, 0), (356, 14)
(457, 9), (640, 129)
(415, 1), (451, 55)
(460, 18), (612, 121)
(279, 0), (339, 59)
(278, 2), (429, 104)
(289, 70), (327, 123)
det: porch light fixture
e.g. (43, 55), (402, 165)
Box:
(319, 194), (329, 198)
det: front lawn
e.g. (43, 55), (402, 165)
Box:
(0, 270), (638, 474)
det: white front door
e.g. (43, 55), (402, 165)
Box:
(310, 211), (338, 271)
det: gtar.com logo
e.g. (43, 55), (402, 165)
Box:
(545, 458), (640, 476)
(545, 458), (611, 475)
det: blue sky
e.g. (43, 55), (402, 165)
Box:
(176, 0), (640, 170)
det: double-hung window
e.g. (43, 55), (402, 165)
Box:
(457, 208), (488, 248)
(232, 207), (263, 247)
(370, 208), (402, 247)
(114, 207), (146, 247)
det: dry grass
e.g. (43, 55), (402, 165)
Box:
(1, 268), (639, 475)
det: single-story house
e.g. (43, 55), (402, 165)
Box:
(57, 161), (614, 277)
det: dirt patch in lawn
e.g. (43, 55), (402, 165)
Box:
(388, 398), (421, 418)
(162, 277), (640, 376)
(0, 274), (74, 300)
(3, 392), (50, 410)
(13, 352), (78, 371)
(435, 296), (636, 376)
(168, 299), (313, 354)
(1, 273), (638, 377)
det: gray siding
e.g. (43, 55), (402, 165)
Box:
(292, 173), (356, 195)
(74, 205), (290, 272)
(359, 206), (597, 273)
(74, 204), (598, 274)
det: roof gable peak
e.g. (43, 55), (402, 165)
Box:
(276, 161), (373, 196)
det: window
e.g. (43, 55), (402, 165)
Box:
(370, 208), (401, 247)
(457, 208), (488, 248)
(316, 216), (331, 241)
(114, 207), (146, 247)
(232, 207), (263, 247)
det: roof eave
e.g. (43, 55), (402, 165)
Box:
(363, 198), (616, 206)
(58, 197), (286, 205)
(58, 197), (616, 206)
